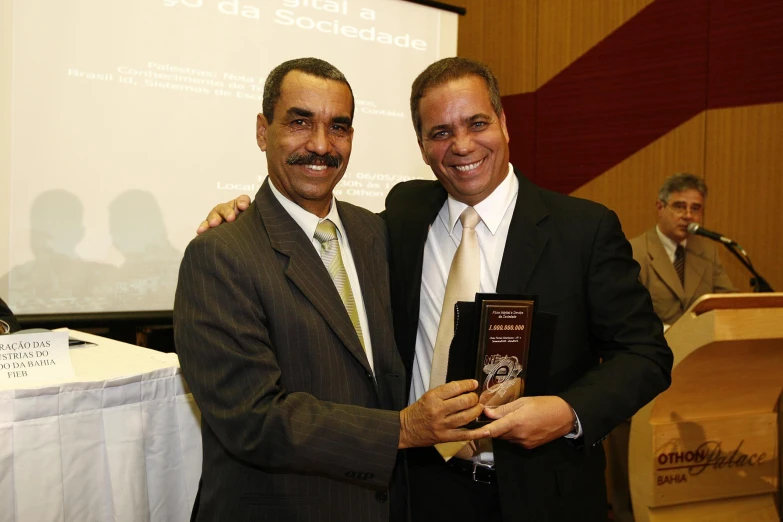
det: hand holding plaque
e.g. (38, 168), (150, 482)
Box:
(446, 294), (536, 427)
(475, 298), (533, 419)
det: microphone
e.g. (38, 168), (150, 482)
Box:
(686, 223), (737, 246)
(688, 223), (774, 292)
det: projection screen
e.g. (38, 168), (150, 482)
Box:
(0, 0), (458, 314)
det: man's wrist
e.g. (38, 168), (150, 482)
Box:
(398, 409), (411, 449)
(569, 409), (578, 434)
(564, 406), (583, 439)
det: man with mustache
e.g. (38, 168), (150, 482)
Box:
(201, 57), (672, 522)
(175, 58), (487, 522)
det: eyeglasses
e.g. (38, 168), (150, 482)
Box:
(662, 200), (703, 216)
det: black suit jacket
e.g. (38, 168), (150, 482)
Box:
(385, 169), (672, 522)
(0, 297), (20, 333)
(175, 180), (407, 522)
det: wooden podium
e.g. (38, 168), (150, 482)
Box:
(629, 293), (783, 522)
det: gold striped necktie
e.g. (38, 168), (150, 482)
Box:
(314, 219), (364, 349)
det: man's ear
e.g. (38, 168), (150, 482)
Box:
(655, 199), (666, 219)
(256, 113), (269, 151)
(417, 138), (430, 166)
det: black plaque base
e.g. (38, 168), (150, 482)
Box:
(446, 293), (557, 427)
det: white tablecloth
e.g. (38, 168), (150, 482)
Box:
(0, 330), (202, 522)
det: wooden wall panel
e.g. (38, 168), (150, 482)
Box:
(537, 0), (654, 87)
(454, 0), (781, 296)
(571, 113), (707, 241)
(533, 0), (710, 194)
(707, 0), (783, 109)
(704, 103), (783, 293)
(449, 0), (537, 96)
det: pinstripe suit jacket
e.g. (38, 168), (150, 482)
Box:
(175, 180), (406, 522)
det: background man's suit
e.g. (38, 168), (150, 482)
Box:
(384, 169), (672, 522)
(175, 181), (407, 522)
(0, 297), (19, 332)
(631, 227), (736, 324)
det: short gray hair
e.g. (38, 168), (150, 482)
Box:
(658, 173), (708, 202)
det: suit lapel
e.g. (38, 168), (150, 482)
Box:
(491, 171), (553, 398)
(256, 182), (373, 376)
(683, 236), (709, 303)
(497, 170), (550, 293)
(646, 228), (686, 303)
(339, 202), (396, 390)
(398, 184), (448, 346)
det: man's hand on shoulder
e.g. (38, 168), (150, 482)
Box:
(398, 379), (489, 449)
(483, 395), (575, 449)
(196, 195), (251, 235)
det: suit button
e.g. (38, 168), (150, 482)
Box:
(366, 372), (373, 380)
(375, 491), (388, 503)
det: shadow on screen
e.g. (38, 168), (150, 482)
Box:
(1, 189), (182, 314)
(0, 190), (117, 313)
(108, 190), (181, 311)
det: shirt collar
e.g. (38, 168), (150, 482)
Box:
(655, 224), (687, 259)
(445, 163), (517, 235)
(269, 179), (346, 240)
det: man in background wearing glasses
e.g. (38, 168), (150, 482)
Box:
(608, 172), (736, 522)
(630, 172), (736, 327)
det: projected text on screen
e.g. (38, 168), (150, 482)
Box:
(163, 0), (430, 50)
(2, 0), (457, 314)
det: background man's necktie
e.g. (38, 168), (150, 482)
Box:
(314, 219), (364, 349)
(674, 244), (685, 287)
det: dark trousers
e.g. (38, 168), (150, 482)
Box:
(606, 419), (634, 522)
(406, 447), (502, 522)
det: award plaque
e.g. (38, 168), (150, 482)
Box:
(473, 297), (534, 421)
(446, 294), (538, 427)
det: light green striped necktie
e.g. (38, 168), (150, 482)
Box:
(314, 219), (365, 349)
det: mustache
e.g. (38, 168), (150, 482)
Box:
(286, 152), (341, 169)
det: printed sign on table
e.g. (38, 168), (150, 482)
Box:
(0, 331), (74, 387)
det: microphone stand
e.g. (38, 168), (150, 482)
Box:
(721, 242), (774, 292)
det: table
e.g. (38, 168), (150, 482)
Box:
(0, 330), (202, 522)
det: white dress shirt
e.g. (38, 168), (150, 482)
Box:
(269, 180), (375, 372)
(410, 165), (582, 463)
(410, 164), (518, 405)
(656, 225), (687, 263)
(410, 165), (517, 463)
